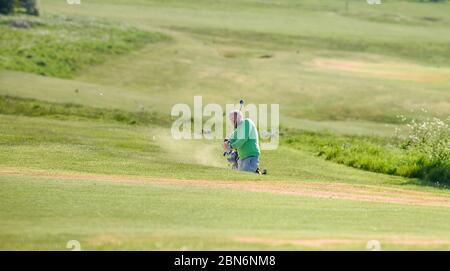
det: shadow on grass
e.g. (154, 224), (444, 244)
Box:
(407, 163), (450, 189)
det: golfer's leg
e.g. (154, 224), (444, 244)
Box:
(248, 156), (259, 172)
(237, 158), (246, 171)
(238, 156), (259, 172)
(252, 156), (260, 172)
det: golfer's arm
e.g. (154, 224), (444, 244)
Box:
(229, 126), (247, 149)
(230, 137), (246, 149)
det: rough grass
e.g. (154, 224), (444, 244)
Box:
(284, 130), (450, 186)
(2, 1), (449, 125)
(172, 26), (450, 66)
(0, 95), (173, 126)
(1, 98), (448, 187)
(1, 94), (448, 186)
(0, 15), (170, 78)
(1, 113), (427, 188)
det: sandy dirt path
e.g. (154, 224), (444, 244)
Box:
(0, 167), (449, 207)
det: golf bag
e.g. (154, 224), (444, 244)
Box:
(223, 148), (239, 170)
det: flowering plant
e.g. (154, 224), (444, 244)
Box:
(400, 116), (449, 163)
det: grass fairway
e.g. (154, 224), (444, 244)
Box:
(0, 0), (449, 250)
(1, 175), (449, 250)
(0, 115), (449, 250)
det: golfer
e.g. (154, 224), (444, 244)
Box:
(224, 110), (261, 172)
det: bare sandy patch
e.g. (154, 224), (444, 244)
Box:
(313, 58), (450, 82)
(233, 236), (357, 247)
(232, 235), (450, 248)
(0, 167), (448, 207)
(86, 233), (450, 249)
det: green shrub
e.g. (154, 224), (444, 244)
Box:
(20, 0), (39, 16)
(0, 95), (173, 127)
(0, 16), (170, 78)
(400, 116), (449, 164)
(398, 116), (450, 184)
(284, 130), (449, 185)
(0, 0), (38, 15)
(0, 0), (13, 14)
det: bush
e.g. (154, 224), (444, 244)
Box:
(0, 95), (174, 127)
(20, 0), (39, 16)
(0, 0), (13, 15)
(417, 164), (450, 184)
(399, 116), (450, 184)
(0, 0), (38, 15)
(0, 16), (170, 78)
(284, 128), (449, 186)
(400, 116), (449, 163)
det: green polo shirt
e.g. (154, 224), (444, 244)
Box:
(229, 118), (261, 159)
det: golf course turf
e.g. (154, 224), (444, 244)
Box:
(0, 0), (449, 250)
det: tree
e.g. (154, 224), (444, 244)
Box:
(0, 0), (38, 15)
(20, 0), (39, 16)
(0, 0), (14, 15)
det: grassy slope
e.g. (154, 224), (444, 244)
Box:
(284, 129), (449, 185)
(0, 15), (169, 78)
(0, 114), (415, 186)
(1, 0), (448, 124)
(1, 97), (446, 186)
(1, 114), (449, 250)
(0, 0), (449, 250)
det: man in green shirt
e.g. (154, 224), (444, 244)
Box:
(224, 110), (261, 172)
